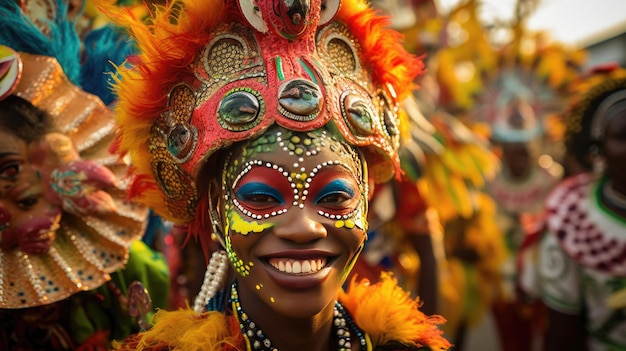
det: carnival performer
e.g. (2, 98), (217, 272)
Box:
(101, 0), (452, 349)
(485, 95), (562, 351)
(0, 2), (169, 349)
(0, 43), (168, 350)
(537, 65), (626, 350)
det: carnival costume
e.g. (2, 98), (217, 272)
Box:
(0, 1), (168, 349)
(537, 68), (626, 350)
(101, 0), (451, 349)
(0, 44), (167, 350)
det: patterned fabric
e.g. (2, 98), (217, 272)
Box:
(489, 165), (560, 217)
(545, 173), (626, 275)
(538, 173), (626, 350)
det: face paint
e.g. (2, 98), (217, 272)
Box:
(217, 126), (369, 319)
(0, 130), (61, 254)
(224, 128), (367, 233)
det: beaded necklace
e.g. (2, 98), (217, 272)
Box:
(230, 282), (368, 351)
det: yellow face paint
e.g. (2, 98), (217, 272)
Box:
(224, 210), (272, 276)
(228, 209), (273, 235)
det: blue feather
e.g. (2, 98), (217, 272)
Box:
(0, 0), (81, 85)
(80, 24), (136, 105)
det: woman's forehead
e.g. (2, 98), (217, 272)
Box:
(227, 127), (363, 174)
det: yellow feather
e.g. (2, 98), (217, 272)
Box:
(113, 309), (240, 351)
(340, 273), (451, 350)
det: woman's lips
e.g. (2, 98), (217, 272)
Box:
(18, 217), (60, 255)
(20, 234), (55, 255)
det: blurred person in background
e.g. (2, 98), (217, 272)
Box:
(537, 65), (626, 351)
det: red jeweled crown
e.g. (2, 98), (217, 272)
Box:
(106, 0), (424, 223)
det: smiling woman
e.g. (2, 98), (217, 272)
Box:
(220, 127), (367, 319)
(103, 0), (451, 349)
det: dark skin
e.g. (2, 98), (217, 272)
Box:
(410, 233), (438, 316)
(600, 110), (626, 217)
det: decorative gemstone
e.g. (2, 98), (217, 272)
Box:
(343, 93), (375, 136)
(167, 124), (194, 159)
(278, 79), (322, 121)
(218, 89), (263, 131)
(276, 0), (311, 37)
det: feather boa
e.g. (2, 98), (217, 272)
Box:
(113, 273), (451, 350)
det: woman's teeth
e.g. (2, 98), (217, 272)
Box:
(269, 258), (327, 274)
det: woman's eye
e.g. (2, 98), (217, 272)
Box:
(316, 192), (352, 205)
(0, 161), (21, 180)
(242, 193), (281, 203)
(314, 179), (357, 209)
(235, 182), (285, 207)
(17, 196), (38, 209)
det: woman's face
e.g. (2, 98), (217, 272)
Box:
(602, 111), (626, 185)
(219, 128), (368, 318)
(0, 129), (61, 255)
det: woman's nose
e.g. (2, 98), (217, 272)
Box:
(273, 208), (327, 243)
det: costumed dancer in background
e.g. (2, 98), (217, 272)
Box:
(476, 36), (576, 351)
(483, 93), (562, 351)
(485, 102), (561, 351)
(469, 3), (585, 350)
(0, 1), (169, 349)
(396, 1), (508, 347)
(101, 0), (452, 349)
(536, 65), (626, 350)
(350, 0), (449, 317)
(0, 45), (161, 351)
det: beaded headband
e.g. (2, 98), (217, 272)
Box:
(0, 46), (146, 308)
(105, 0), (424, 224)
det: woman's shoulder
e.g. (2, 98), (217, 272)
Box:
(545, 173), (596, 210)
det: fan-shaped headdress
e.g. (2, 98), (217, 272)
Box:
(0, 46), (146, 309)
(105, 0), (424, 225)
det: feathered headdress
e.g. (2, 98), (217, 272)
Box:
(103, 0), (424, 225)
